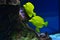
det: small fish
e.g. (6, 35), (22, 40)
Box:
(23, 2), (36, 17)
(29, 16), (48, 32)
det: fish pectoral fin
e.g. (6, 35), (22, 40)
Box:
(38, 26), (43, 28)
(36, 28), (40, 32)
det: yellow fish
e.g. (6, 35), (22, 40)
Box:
(23, 2), (36, 17)
(29, 16), (48, 32)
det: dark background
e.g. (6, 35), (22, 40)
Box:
(0, 5), (20, 40)
(20, 0), (59, 34)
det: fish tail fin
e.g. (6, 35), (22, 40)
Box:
(33, 12), (36, 16)
(44, 21), (48, 27)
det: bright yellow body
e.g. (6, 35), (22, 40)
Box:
(29, 16), (48, 32)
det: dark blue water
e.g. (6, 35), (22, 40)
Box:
(21, 0), (59, 34)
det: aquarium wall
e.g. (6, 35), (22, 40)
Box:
(20, 0), (59, 34)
